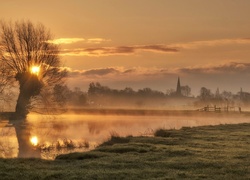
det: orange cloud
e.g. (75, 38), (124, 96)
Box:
(48, 38), (85, 44)
(58, 38), (250, 57)
(48, 37), (110, 45)
(177, 62), (250, 74)
(86, 38), (111, 44)
(173, 38), (250, 49)
(60, 45), (178, 57)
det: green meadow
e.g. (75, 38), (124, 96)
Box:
(0, 122), (249, 179)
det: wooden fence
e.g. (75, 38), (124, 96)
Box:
(197, 105), (241, 112)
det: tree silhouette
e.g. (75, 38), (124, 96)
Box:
(181, 85), (191, 97)
(0, 20), (66, 158)
(0, 20), (66, 118)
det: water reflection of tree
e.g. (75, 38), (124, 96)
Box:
(20, 116), (91, 159)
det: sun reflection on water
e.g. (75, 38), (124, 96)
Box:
(30, 136), (38, 146)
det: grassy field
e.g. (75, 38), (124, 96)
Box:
(0, 122), (249, 179)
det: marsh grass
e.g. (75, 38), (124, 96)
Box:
(99, 132), (131, 147)
(40, 138), (90, 151)
(0, 123), (249, 179)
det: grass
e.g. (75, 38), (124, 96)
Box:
(0, 123), (249, 179)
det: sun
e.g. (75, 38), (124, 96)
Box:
(30, 136), (39, 146)
(30, 66), (40, 75)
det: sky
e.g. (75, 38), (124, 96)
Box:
(1, 0), (250, 95)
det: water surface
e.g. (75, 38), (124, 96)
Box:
(1, 111), (249, 159)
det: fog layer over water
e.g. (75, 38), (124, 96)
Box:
(1, 111), (250, 159)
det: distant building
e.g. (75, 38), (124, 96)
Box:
(175, 77), (182, 97)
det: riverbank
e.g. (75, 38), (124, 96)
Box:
(1, 108), (249, 118)
(0, 122), (249, 179)
(66, 107), (247, 116)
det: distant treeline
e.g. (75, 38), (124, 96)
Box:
(195, 87), (250, 107)
(53, 82), (250, 108)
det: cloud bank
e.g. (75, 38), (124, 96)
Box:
(60, 45), (178, 57)
(49, 38), (110, 45)
(48, 38), (85, 44)
(58, 37), (250, 57)
(178, 62), (250, 74)
(67, 62), (250, 77)
(173, 38), (250, 49)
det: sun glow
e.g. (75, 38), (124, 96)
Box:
(30, 136), (38, 146)
(30, 66), (40, 75)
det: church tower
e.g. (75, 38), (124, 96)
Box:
(176, 76), (182, 96)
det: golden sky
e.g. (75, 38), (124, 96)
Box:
(2, 0), (250, 95)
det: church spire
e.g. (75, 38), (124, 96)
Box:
(176, 76), (181, 96)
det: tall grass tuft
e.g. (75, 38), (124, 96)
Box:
(99, 132), (131, 146)
(154, 129), (172, 137)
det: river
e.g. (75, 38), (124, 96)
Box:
(0, 111), (249, 159)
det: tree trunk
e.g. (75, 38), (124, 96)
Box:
(14, 89), (30, 119)
(13, 120), (40, 158)
(13, 72), (43, 119)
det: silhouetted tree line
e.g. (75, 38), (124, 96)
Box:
(51, 83), (250, 108)
(52, 82), (194, 108)
(87, 82), (168, 107)
(166, 86), (191, 97)
(196, 87), (250, 107)
(53, 85), (87, 107)
(87, 82), (193, 99)
(88, 82), (167, 98)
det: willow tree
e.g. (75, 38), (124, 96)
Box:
(0, 20), (66, 157)
(0, 20), (66, 118)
